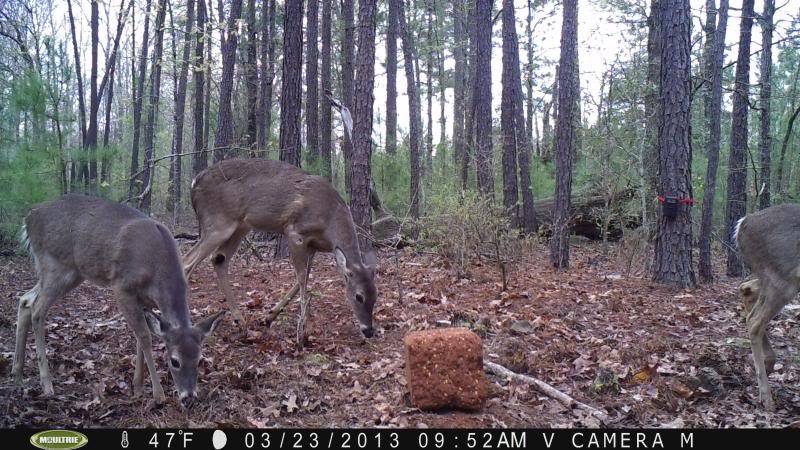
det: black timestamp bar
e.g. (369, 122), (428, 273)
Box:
(4, 428), (800, 450)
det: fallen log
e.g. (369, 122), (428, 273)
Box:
(533, 188), (639, 240)
(485, 361), (609, 421)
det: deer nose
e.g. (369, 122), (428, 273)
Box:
(361, 326), (374, 338)
(179, 391), (197, 409)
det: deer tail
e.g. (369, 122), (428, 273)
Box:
(733, 216), (747, 249)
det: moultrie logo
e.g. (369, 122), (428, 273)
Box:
(29, 430), (89, 450)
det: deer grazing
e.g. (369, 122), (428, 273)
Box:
(183, 159), (377, 346)
(13, 194), (225, 407)
(734, 203), (800, 410)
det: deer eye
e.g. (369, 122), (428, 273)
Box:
(355, 293), (364, 304)
(170, 357), (181, 369)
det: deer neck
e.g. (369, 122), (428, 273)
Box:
(155, 269), (193, 329)
(330, 204), (363, 265)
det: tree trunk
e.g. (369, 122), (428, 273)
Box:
(452, 0), (466, 185)
(701, 0), (716, 133)
(643, 0), (661, 232)
(306, 0), (319, 167)
(501, 0), (520, 227)
(758, 0), (774, 209)
(474, 0), (493, 197)
(397, 0), (422, 219)
(65, 0), (87, 148)
(170, 0), (195, 217)
(525, 0), (535, 156)
(774, 62), (800, 196)
(350, 0), (378, 238)
(87, 0), (99, 191)
(279, 0), (303, 167)
(341, 0), (355, 192)
(462, 0), (477, 191)
(192, 0), (208, 176)
(698, 0), (728, 282)
(257, 0), (276, 157)
(425, 0), (434, 177)
(139, 0), (168, 212)
(213, 0), (243, 162)
(319, 0), (333, 179)
(725, 0), (754, 277)
(386, 0), (398, 156)
(550, 0), (578, 269)
(244, 0), (259, 151)
(129, 0), (153, 199)
(653, 0), (695, 287)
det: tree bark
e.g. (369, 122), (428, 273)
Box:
(244, 0), (259, 151)
(341, 0), (355, 191)
(213, 0), (243, 162)
(385, 0), (398, 157)
(550, 0), (578, 269)
(257, 0), (276, 157)
(501, 0), (520, 227)
(306, 0), (319, 166)
(129, 0), (153, 199)
(279, 0), (303, 167)
(758, 0), (774, 209)
(169, 0), (195, 217)
(350, 0), (378, 238)
(701, 0), (716, 133)
(452, 0), (466, 185)
(65, 0), (87, 148)
(643, 0), (661, 232)
(474, 0), (494, 197)
(397, 0), (422, 219)
(319, 0), (333, 179)
(139, 0), (168, 212)
(87, 0), (99, 190)
(698, 0), (728, 282)
(653, 0), (695, 287)
(725, 0), (754, 277)
(192, 0), (208, 176)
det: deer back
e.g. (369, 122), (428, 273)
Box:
(736, 203), (800, 284)
(25, 194), (190, 324)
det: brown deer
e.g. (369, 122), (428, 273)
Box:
(183, 159), (377, 346)
(13, 194), (225, 407)
(734, 203), (800, 410)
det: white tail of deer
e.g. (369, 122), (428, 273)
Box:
(13, 194), (225, 407)
(183, 159), (377, 347)
(735, 203), (800, 410)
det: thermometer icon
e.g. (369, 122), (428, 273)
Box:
(121, 431), (129, 448)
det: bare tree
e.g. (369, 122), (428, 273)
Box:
(725, 0), (755, 277)
(698, 0), (729, 282)
(652, 0), (695, 287)
(257, 0), (276, 155)
(341, 0), (355, 190)
(319, 0), (333, 179)
(550, 0), (578, 269)
(129, 0), (153, 198)
(474, 0), (493, 196)
(397, 0), (422, 219)
(169, 0), (196, 216)
(213, 0), (244, 162)
(306, 0), (319, 166)
(758, 0), (775, 209)
(386, 0), (398, 156)
(279, 0), (303, 167)
(192, 0), (208, 176)
(244, 0), (259, 150)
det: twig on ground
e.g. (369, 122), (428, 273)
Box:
(485, 361), (609, 421)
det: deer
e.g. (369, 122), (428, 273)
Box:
(183, 158), (378, 347)
(734, 203), (800, 410)
(13, 194), (225, 408)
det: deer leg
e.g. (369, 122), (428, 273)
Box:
(763, 333), (776, 375)
(133, 341), (145, 397)
(747, 284), (790, 411)
(211, 226), (250, 328)
(291, 247), (315, 348)
(182, 222), (238, 276)
(12, 283), (38, 383)
(117, 293), (165, 403)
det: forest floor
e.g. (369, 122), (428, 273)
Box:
(0, 239), (799, 428)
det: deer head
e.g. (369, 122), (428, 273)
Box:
(335, 248), (378, 337)
(144, 310), (226, 407)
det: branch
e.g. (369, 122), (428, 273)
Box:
(485, 361), (609, 421)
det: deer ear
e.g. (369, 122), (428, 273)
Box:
(144, 310), (170, 338)
(195, 311), (226, 339)
(334, 248), (349, 277)
(363, 249), (378, 272)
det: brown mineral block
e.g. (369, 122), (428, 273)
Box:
(404, 327), (488, 411)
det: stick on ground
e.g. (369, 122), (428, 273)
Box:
(485, 361), (609, 421)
